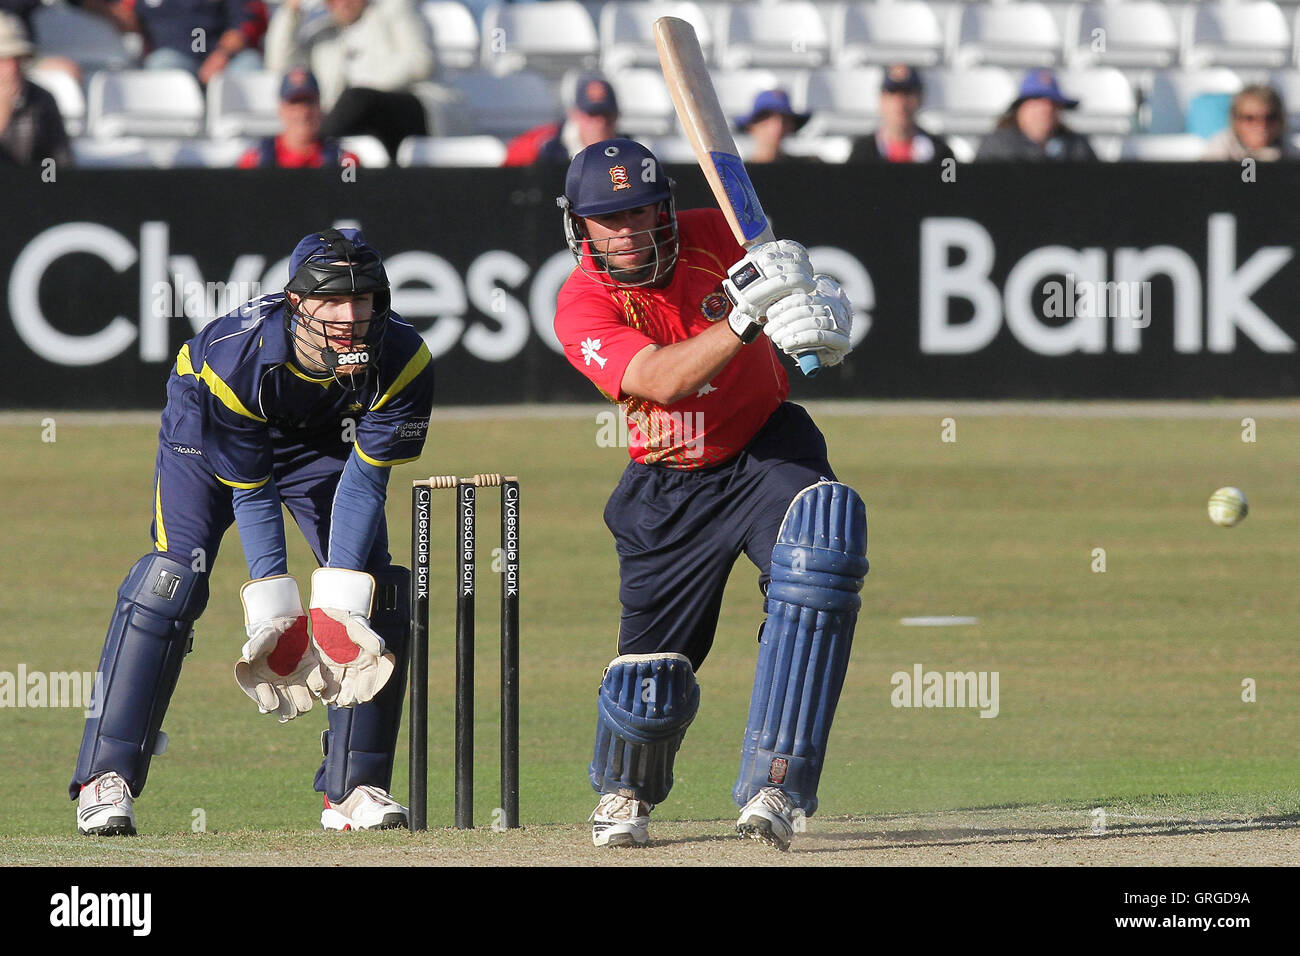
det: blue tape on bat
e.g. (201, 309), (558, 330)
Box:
(709, 151), (769, 242)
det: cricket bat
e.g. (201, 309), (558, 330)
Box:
(653, 15), (820, 377)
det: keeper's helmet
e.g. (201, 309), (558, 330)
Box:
(284, 227), (391, 389)
(557, 139), (678, 287)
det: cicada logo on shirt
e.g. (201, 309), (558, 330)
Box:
(397, 419), (429, 440)
(580, 337), (608, 368)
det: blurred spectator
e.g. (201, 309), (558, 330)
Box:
(504, 73), (620, 166)
(0, 12), (71, 166)
(237, 68), (359, 169)
(735, 89), (809, 163)
(80, 0), (267, 84)
(4, 0), (82, 81)
(976, 70), (1096, 162)
(1203, 85), (1300, 162)
(849, 65), (953, 164)
(266, 0), (435, 159)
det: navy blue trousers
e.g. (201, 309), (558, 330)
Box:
(603, 403), (835, 670)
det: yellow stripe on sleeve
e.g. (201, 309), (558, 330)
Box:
(199, 363), (266, 422)
(175, 343), (195, 378)
(370, 344), (431, 412)
(354, 446), (421, 468)
(216, 474), (271, 490)
(154, 477), (167, 552)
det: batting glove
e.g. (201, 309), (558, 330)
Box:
(308, 568), (396, 708)
(764, 274), (854, 367)
(236, 575), (325, 722)
(723, 240), (816, 343)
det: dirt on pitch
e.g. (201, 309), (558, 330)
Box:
(6, 806), (1295, 866)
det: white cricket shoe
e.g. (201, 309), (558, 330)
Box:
(736, 786), (796, 851)
(590, 790), (652, 847)
(77, 772), (136, 836)
(321, 785), (409, 831)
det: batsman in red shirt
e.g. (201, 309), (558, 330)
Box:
(554, 139), (868, 851)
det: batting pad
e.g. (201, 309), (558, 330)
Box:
(590, 653), (700, 805)
(734, 481), (868, 815)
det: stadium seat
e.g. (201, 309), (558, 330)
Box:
(1055, 68), (1137, 135)
(396, 135), (508, 166)
(480, 1), (599, 78)
(915, 67), (1020, 136)
(31, 4), (138, 72)
(710, 68), (785, 124)
(1067, 2), (1180, 71)
(171, 138), (258, 168)
(801, 67), (884, 137)
(1145, 68), (1243, 135)
(1185, 2), (1291, 70)
(641, 135), (701, 163)
(1118, 134), (1209, 160)
(422, 1), (480, 71)
(206, 72), (281, 139)
(70, 137), (163, 168)
(339, 135), (391, 167)
(87, 70), (205, 139)
(443, 70), (561, 137)
(945, 134), (979, 164)
(716, 3), (829, 70)
(28, 68), (86, 138)
(833, 2), (944, 69)
(600, 2), (714, 72)
(606, 69), (677, 137)
(951, 3), (1064, 70)
(780, 134), (853, 164)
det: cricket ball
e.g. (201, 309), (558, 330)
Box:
(1207, 487), (1248, 528)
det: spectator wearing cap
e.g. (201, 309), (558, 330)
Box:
(237, 69), (360, 169)
(266, 0), (436, 160)
(976, 70), (1096, 162)
(735, 89), (809, 163)
(504, 73), (622, 166)
(0, 11), (71, 166)
(849, 65), (953, 164)
(79, 0), (267, 85)
(1203, 85), (1300, 162)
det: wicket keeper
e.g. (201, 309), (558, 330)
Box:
(71, 228), (434, 835)
(555, 140), (867, 850)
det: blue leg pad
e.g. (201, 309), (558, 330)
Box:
(315, 567), (410, 801)
(734, 481), (868, 816)
(70, 554), (209, 799)
(590, 653), (700, 805)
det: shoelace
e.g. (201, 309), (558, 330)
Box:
(96, 775), (126, 802)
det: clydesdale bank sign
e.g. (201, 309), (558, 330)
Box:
(0, 164), (1297, 406)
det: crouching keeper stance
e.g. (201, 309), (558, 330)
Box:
(554, 139), (868, 850)
(70, 228), (435, 835)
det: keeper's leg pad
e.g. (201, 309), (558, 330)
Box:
(315, 567), (410, 801)
(734, 480), (868, 816)
(70, 553), (209, 799)
(590, 653), (700, 805)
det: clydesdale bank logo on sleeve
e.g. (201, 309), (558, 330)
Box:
(397, 419), (429, 440)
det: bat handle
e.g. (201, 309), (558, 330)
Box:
(795, 351), (821, 378)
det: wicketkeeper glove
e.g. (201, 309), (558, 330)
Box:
(236, 575), (325, 722)
(308, 568), (396, 708)
(763, 274), (854, 367)
(723, 240), (816, 343)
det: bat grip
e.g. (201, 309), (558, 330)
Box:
(796, 351), (821, 378)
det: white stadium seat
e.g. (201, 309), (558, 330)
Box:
(1067, 2), (1180, 71)
(833, 2), (944, 69)
(1185, 2), (1291, 70)
(801, 67), (884, 137)
(951, 3), (1064, 70)
(915, 67), (1020, 136)
(396, 135), (508, 166)
(31, 4), (138, 72)
(171, 138), (258, 168)
(1055, 68), (1137, 135)
(1119, 134), (1208, 161)
(710, 68), (784, 124)
(600, 2), (714, 72)
(339, 135), (391, 167)
(422, 1), (480, 71)
(206, 72), (281, 139)
(716, 3), (829, 70)
(640, 135), (699, 163)
(780, 135), (853, 164)
(70, 137), (158, 168)
(28, 68), (86, 138)
(444, 70), (561, 138)
(1145, 68), (1243, 135)
(87, 70), (205, 139)
(606, 69), (677, 137)
(480, 1), (598, 77)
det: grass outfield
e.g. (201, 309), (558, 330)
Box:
(1, 402), (1298, 864)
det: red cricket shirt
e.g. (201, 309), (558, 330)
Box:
(555, 208), (790, 469)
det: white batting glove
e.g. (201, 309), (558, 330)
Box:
(308, 568), (396, 708)
(764, 274), (854, 367)
(235, 575), (325, 722)
(723, 240), (816, 343)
